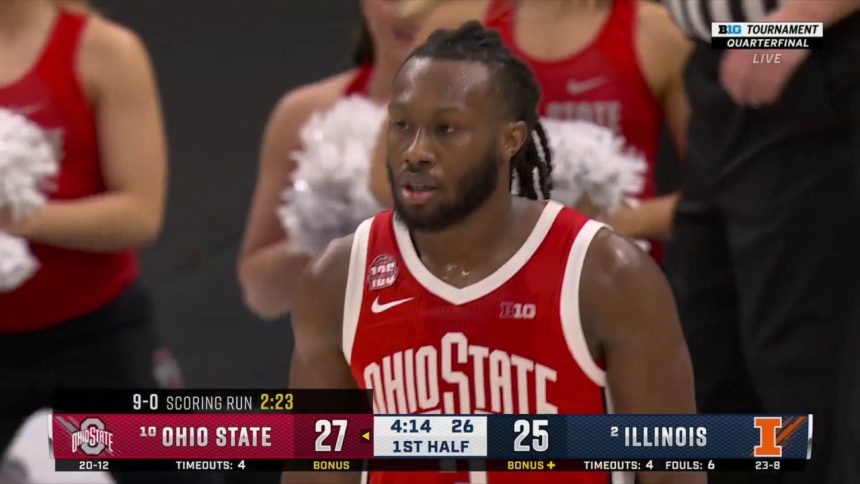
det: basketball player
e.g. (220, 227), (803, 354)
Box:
(285, 21), (702, 484)
(402, 0), (691, 260)
(0, 2), (200, 483)
(239, 0), (423, 320)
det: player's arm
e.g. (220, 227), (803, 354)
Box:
(581, 230), (704, 484)
(282, 235), (359, 484)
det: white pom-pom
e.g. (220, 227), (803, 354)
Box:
(0, 109), (58, 292)
(0, 109), (59, 220)
(0, 232), (38, 292)
(279, 96), (386, 254)
(540, 118), (647, 214)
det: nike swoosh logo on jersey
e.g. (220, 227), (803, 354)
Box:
(566, 77), (606, 95)
(371, 296), (414, 314)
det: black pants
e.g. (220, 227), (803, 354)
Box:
(0, 282), (221, 484)
(838, 51), (860, 483)
(665, 16), (860, 484)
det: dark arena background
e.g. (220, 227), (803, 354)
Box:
(103, 0), (361, 389)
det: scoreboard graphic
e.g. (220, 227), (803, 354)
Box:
(49, 390), (811, 473)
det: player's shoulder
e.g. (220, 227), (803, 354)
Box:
(303, 232), (356, 290)
(269, 70), (359, 127)
(576, 224), (679, 342)
(581, 228), (663, 298)
(302, 213), (378, 294)
(573, 227), (658, 351)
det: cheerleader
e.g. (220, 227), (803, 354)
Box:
(238, 0), (422, 319)
(0, 1), (178, 481)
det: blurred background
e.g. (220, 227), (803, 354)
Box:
(4, 1), (362, 483)
(100, 0), (360, 389)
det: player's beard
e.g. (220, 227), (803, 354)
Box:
(388, 146), (500, 232)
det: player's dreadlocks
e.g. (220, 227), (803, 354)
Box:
(407, 20), (553, 200)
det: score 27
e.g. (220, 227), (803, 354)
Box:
(315, 419), (348, 452)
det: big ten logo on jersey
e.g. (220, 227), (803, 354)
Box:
(362, 332), (558, 416)
(499, 302), (536, 320)
(368, 254), (398, 290)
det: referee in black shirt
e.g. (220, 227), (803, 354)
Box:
(663, 2), (860, 484)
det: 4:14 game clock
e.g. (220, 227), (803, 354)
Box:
(390, 418), (432, 433)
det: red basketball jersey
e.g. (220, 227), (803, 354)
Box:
(345, 201), (629, 484)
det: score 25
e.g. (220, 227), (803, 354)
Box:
(514, 419), (549, 452)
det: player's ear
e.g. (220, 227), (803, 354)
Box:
(501, 120), (529, 163)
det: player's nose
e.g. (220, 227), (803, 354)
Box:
(402, 127), (435, 167)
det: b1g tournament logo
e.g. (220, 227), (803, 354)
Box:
(711, 22), (823, 50)
(66, 417), (115, 456)
(368, 254), (398, 290)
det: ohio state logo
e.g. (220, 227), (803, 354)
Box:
(71, 418), (114, 456)
(368, 254), (398, 290)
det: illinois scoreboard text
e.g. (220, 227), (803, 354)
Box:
(50, 390), (811, 473)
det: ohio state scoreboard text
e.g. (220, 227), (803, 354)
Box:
(50, 390), (810, 473)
